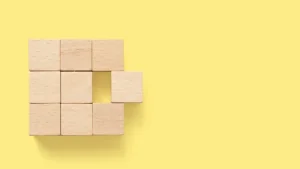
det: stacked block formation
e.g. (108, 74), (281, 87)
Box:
(29, 39), (143, 136)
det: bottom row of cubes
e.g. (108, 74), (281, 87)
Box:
(30, 103), (124, 136)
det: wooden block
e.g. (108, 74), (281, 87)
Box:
(61, 72), (92, 103)
(61, 104), (92, 135)
(111, 71), (143, 103)
(61, 40), (92, 71)
(29, 72), (60, 103)
(92, 40), (124, 71)
(93, 103), (124, 135)
(29, 40), (60, 71)
(30, 104), (60, 135)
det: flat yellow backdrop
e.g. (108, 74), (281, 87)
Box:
(0, 0), (300, 168)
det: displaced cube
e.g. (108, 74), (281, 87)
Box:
(61, 40), (92, 70)
(29, 104), (60, 135)
(111, 71), (143, 102)
(61, 72), (92, 103)
(61, 104), (92, 135)
(29, 72), (60, 103)
(93, 103), (124, 135)
(92, 40), (124, 71)
(29, 40), (60, 71)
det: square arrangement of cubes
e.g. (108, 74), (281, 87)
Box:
(29, 39), (143, 136)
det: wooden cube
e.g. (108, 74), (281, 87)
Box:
(29, 72), (60, 103)
(30, 104), (60, 135)
(111, 71), (143, 103)
(29, 40), (60, 71)
(93, 103), (124, 135)
(61, 72), (92, 103)
(92, 40), (124, 71)
(61, 104), (92, 135)
(61, 40), (92, 71)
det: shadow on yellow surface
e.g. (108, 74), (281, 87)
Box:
(92, 72), (111, 103)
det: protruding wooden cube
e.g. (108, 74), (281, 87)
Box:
(30, 104), (60, 136)
(61, 72), (92, 103)
(61, 104), (92, 135)
(111, 71), (143, 103)
(93, 103), (124, 135)
(61, 40), (92, 71)
(92, 40), (124, 71)
(29, 40), (60, 71)
(29, 72), (60, 103)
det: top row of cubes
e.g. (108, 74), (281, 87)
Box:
(29, 40), (124, 71)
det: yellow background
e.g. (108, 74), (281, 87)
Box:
(0, 0), (300, 168)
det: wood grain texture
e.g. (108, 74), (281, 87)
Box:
(111, 71), (143, 103)
(61, 40), (92, 70)
(29, 72), (60, 103)
(93, 103), (124, 135)
(29, 104), (60, 136)
(61, 72), (92, 103)
(29, 40), (60, 71)
(61, 104), (92, 135)
(92, 40), (124, 71)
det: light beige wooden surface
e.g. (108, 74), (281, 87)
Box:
(93, 103), (124, 135)
(29, 40), (60, 71)
(111, 71), (143, 103)
(29, 104), (60, 135)
(61, 104), (92, 135)
(61, 72), (92, 103)
(92, 40), (124, 71)
(29, 71), (60, 103)
(60, 40), (92, 71)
